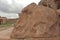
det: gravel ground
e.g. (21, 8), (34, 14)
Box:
(0, 27), (14, 40)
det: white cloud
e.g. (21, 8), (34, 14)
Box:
(6, 0), (13, 5)
(0, 0), (41, 18)
(0, 11), (18, 19)
(0, 0), (41, 13)
(0, 0), (23, 13)
(17, 0), (41, 7)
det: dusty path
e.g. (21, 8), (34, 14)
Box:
(0, 27), (14, 39)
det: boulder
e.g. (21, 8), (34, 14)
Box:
(11, 3), (58, 39)
(57, 9), (60, 24)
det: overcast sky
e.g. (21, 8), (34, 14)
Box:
(0, 0), (40, 19)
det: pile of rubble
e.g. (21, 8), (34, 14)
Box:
(10, 0), (60, 40)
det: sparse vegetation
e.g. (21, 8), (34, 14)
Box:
(0, 22), (14, 28)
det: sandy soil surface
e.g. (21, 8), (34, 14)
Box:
(0, 27), (60, 40)
(0, 27), (14, 39)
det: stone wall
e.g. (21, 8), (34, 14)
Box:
(7, 19), (18, 24)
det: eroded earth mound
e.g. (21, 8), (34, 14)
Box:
(10, 3), (59, 40)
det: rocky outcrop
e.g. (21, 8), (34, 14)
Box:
(38, 0), (60, 9)
(10, 3), (59, 40)
(57, 9), (60, 24)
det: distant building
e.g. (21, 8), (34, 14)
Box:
(7, 18), (18, 24)
(0, 16), (7, 24)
